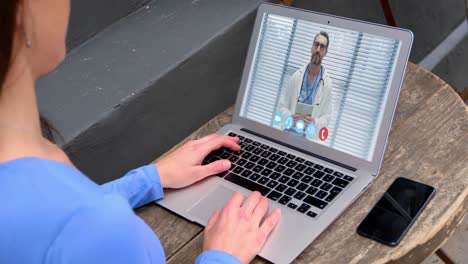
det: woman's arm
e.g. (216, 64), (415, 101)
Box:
(100, 164), (163, 208)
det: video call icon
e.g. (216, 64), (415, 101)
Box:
(273, 112), (282, 126)
(295, 119), (305, 134)
(319, 127), (329, 141)
(306, 123), (316, 138)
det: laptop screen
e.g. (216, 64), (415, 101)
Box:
(239, 12), (402, 161)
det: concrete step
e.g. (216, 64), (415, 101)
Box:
(37, 0), (270, 183)
(67, 0), (150, 49)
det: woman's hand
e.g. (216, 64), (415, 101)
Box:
(155, 134), (240, 189)
(202, 191), (281, 264)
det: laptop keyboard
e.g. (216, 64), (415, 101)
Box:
(202, 132), (355, 219)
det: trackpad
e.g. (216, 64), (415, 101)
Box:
(187, 185), (236, 225)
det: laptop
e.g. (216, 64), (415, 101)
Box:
(158, 3), (413, 263)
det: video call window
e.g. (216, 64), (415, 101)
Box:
(240, 13), (401, 161)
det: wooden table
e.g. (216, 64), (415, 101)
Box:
(136, 63), (468, 264)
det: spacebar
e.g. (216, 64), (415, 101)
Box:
(224, 173), (271, 196)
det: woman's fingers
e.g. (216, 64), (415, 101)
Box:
(241, 192), (262, 216)
(206, 209), (220, 229)
(251, 197), (270, 225)
(258, 208), (281, 241)
(194, 159), (231, 180)
(224, 192), (245, 212)
(198, 136), (240, 156)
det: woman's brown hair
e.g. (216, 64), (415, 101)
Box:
(0, 0), (60, 143)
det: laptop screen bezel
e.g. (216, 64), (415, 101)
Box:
(232, 3), (413, 176)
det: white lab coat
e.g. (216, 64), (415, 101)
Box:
(278, 64), (333, 140)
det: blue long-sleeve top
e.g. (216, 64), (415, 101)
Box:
(0, 157), (240, 264)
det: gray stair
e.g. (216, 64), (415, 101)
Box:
(38, 0), (270, 183)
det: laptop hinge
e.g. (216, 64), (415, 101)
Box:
(241, 128), (357, 172)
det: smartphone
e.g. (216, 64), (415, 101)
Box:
(357, 177), (435, 246)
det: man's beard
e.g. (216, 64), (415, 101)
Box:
(311, 53), (322, 65)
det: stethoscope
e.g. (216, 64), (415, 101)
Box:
(297, 65), (324, 104)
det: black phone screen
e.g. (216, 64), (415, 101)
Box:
(357, 177), (435, 246)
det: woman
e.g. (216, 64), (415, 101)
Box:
(0, 0), (281, 263)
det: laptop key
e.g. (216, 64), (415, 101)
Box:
(311, 179), (323, 187)
(294, 191), (306, 200)
(320, 183), (333, 191)
(284, 168), (295, 176)
(313, 171), (325, 179)
(270, 172), (281, 180)
(266, 180), (279, 189)
(233, 167), (244, 174)
(267, 191), (282, 201)
(343, 175), (354, 181)
(245, 145), (255, 152)
(258, 177), (269, 185)
(278, 150), (287, 156)
(266, 161), (277, 169)
(221, 152), (231, 159)
(261, 168), (272, 177)
(269, 154), (280, 161)
(297, 203), (311, 213)
(245, 138), (253, 143)
(228, 132), (237, 137)
(260, 151), (271, 158)
(249, 155), (260, 162)
(292, 172), (304, 180)
(258, 158), (269, 166)
(253, 148), (264, 155)
(305, 161), (314, 166)
(285, 187), (296, 196)
(274, 165), (286, 173)
(245, 162), (255, 169)
(241, 152), (252, 159)
(240, 170), (252, 178)
(276, 184), (287, 192)
(287, 203), (298, 209)
(306, 186), (318, 195)
(260, 144), (269, 149)
(333, 171), (344, 177)
(330, 186), (343, 194)
(325, 192), (338, 202)
(304, 167), (316, 175)
(269, 147), (278, 153)
(324, 168), (334, 174)
(322, 174), (335, 182)
(295, 157), (305, 163)
(224, 173), (270, 196)
(287, 179), (299, 187)
(253, 165), (263, 173)
(229, 156), (239, 163)
(249, 173), (261, 181)
(278, 176), (290, 183)
(286, 154), (296, 159)
(277, 157), (288, 164)
(236, 159), (247, 166)
(316, 190), (327, 199)
(306, 211), (317, 218)
(297, 183), (308, 191)
(286, 160), (298, 168)
(295, 164), (306, 172)
(252, 141), (261, 146)
(301, 176), (313, 184)
(314, 164), (324, 170)
(304, 195), (328, 209)
(332, 178), (350, 188)
(278, 195), (292, 205)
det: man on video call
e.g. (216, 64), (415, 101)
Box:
(278, 31), (333, 140)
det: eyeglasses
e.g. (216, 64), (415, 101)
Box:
(313, 42), (328, 50)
